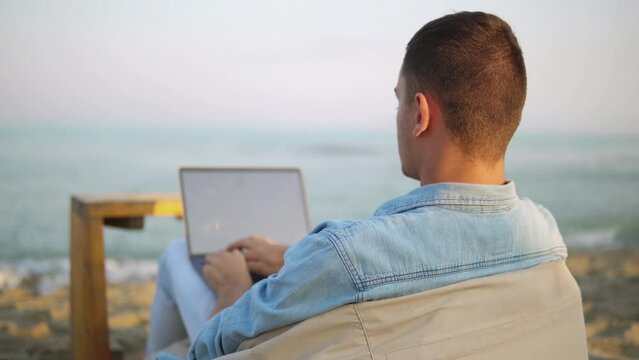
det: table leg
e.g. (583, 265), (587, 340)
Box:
(70, 199), (111, 360)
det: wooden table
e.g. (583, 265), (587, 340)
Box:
(70, 194), (183, 360)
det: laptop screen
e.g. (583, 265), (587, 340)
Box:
(180, 168), (311, 256)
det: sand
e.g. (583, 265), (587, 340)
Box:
(569, 248), (639, 359)
(1, 248), (638, 360)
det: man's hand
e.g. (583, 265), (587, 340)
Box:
(203, 250), (253, 316)
(227, 236), (288, 276)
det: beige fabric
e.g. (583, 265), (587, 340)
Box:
(219, 260), (587, 360)
(151, 338), (191, 360)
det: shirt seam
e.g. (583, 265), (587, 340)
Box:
(435, 205), (518, 214)
(405, 196), (518, 203)
(359, 246), (566, 289)
(323, 231), (366, 298)
(380, 196), (519, 215)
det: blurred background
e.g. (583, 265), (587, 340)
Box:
(2, 0), (638, 283)
(0, 1), (638, 357)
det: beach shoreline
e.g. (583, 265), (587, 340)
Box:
(1, 247), (638, 360)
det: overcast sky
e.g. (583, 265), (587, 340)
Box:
(1, 0), (637, 133)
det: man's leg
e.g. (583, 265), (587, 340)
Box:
(146, 238), (217, 355)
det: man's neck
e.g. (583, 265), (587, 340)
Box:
(418, 156), (506, 186)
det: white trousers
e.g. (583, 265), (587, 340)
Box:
(145, 239), (217, 356)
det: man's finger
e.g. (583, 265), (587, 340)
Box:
(204, 254), (216, 264)
(230, 249), (251, 264)
(202, 263), (217, 279)
(246, 260), (268, 276)
(241, 248), (261, 261)
(227, 238), (250, 251)
(249, 235), (275, 245)
(228, 235), (270, 251)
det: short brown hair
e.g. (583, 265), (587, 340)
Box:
(401, 12), (526, 161)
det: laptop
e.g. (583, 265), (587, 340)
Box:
(179, 167), (311, 282)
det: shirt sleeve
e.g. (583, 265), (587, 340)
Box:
(187, 231), (357, 359)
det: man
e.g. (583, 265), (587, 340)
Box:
(151, 11), (587, 359)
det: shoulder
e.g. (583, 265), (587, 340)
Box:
(281, 219), (364, 268)
(289, 217), (389, 272)
(308, 219), (359, 236)
(305, 216), (395, 243)
(299, 215), (413, 262)
(516, 197), (560, 227)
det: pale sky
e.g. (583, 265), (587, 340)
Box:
(1, 0), (638, 133)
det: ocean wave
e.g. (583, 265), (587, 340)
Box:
(565, 228), (619, 248)
(0, 258), (158, 294)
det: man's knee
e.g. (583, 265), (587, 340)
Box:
(159, 238), (188, 276)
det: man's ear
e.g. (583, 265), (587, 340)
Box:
(413, 92), (430, 137)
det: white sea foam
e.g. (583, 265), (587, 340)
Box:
(0, 258), (159, 294)
(565, 228), (619, 248)
(0, 263), (22, 290)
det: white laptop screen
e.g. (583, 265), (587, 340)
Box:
(180, 168), (310, 256)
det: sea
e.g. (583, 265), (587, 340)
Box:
(1, 122), (638, 292)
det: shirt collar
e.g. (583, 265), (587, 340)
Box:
(374, 180), (518, 216)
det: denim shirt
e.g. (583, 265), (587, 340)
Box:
(179, 181), (567, 359)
